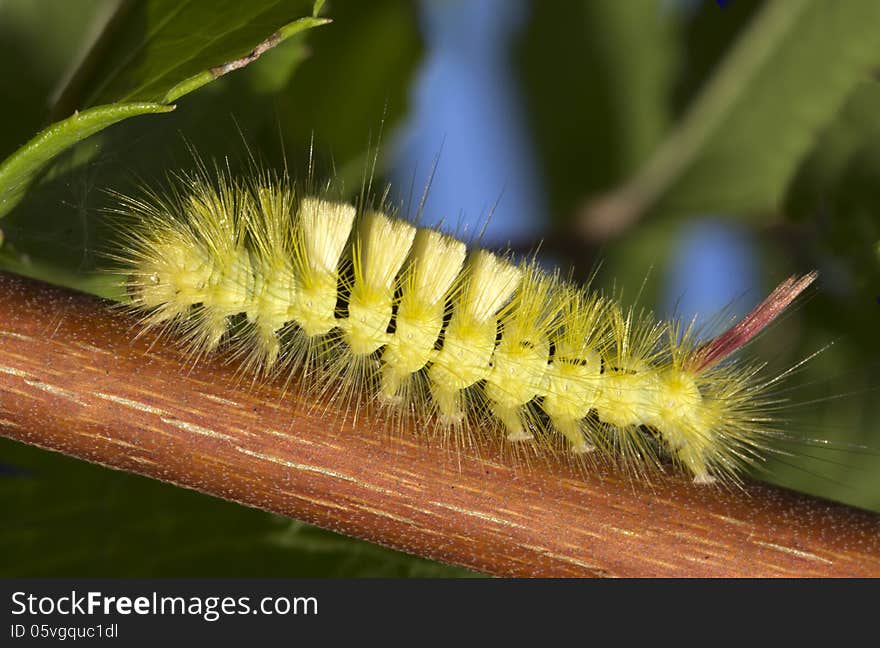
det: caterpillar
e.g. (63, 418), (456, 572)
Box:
(109, 164), (817, 486)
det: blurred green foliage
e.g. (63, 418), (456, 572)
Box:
(0, 0), (327, 219)
(1, 0), (879, 576)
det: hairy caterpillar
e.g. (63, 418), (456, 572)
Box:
(109, 164), (817, 485)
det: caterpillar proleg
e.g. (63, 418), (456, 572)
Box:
(112, 166), (817, 485)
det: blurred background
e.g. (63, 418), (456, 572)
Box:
(1, 0), (879, 576)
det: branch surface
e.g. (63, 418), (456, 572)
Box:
(0, 271), (878, 577)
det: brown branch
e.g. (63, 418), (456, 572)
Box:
(0, 271), (878, 577)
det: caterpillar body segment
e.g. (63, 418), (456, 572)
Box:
(484, 267), (560, 442)
(342, 210), (416, 356)
(116, 170), (813, 484)
(380, 229), (467, 401)
(427, 250), (522, 423)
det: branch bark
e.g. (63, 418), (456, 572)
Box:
(0, 271), (878, 577)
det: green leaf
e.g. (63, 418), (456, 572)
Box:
(0, 102), (173, 218)
(0, 0), (329, 220)
(54, 0), (328, 110)
(162, 17), (329, 103)
(582, 0), (880, 235)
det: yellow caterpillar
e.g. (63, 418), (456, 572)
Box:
(111, 165), (816, 485)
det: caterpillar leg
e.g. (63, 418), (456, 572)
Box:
(551, 416), (595, 454)
(677, 440), (717, 485)
(379, 366), (406, 403)
(429, 381), (465, 423)
(489, 403), (533, 442)
(192, 308), (230, 353)
(251, 320), (282, 370)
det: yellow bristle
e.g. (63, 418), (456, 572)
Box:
(408, 229), (468, 306)
(343, 210), (416, 355)
(455, 249), (522, 322)
(298, 197), (356, 274)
